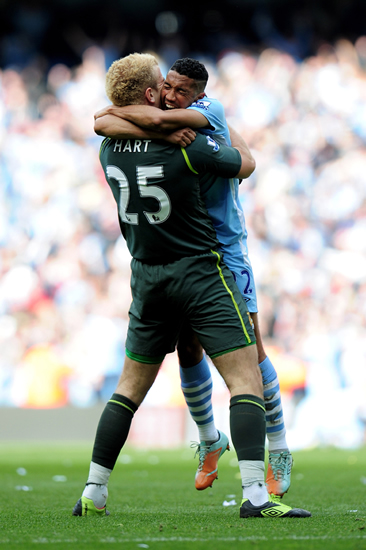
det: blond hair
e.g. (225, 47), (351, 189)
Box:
(105, 53), (159, 106)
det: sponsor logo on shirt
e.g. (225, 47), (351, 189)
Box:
(191, 100), (211, 111)
(206, 136), (220, 152)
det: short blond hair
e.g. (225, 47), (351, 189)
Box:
(105, 53), (159, 106)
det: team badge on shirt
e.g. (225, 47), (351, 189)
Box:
(206, 135), (220, 152)
(191, 100), (211, 110)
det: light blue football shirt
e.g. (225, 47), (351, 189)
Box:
(188, 97), (248, 246)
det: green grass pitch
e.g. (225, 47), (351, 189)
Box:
(1, 442), (365, 550)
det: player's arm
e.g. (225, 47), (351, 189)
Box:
(94, 114), (158, 139)
(185, 133), (255, 181)
(95, 104), (210, 131)
(94, 114), (196, 147)
(228, 124), (256, 179)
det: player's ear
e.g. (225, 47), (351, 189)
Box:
(196, 92), (206, 101)
(145, 87), (155, 104)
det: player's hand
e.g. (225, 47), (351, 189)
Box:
(164, 128), (196, 147)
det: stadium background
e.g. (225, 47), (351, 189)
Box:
(0, 0), (365, 449)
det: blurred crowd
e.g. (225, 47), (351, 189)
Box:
(1, 37), (366, 447)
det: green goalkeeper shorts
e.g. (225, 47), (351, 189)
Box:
(126, 249), (256, 363)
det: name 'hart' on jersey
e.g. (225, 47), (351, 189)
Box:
(99, 133), (242, 264)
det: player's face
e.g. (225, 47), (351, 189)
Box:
(151, 67), (165, 109)
(161, 70), (201, 110)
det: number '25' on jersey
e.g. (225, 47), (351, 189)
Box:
(99, 133), (241, 264)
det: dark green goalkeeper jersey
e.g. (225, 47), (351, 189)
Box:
(99, 133), (241, 263)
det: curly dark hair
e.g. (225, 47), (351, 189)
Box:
(169, 58), (208, 93)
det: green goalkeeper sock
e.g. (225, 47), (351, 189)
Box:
(91, 393), (138, 470)
(230, 394), (266, 461)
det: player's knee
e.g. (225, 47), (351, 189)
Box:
(177, 339), (203, 367)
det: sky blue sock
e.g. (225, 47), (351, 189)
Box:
(259, 356), (288, 450)
(180, 355), (218, 442)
